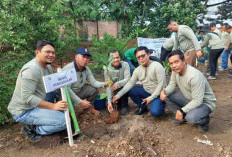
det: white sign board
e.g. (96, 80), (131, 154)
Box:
(43, 68), (77, 93)
(137, 37), (168, 58)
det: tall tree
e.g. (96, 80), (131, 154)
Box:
(0, 0), (79, 52)
(147, 0), (205, 38)
(217, 0), (232, 22)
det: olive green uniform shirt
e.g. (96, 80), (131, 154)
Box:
(165, 65), (216, 113)
(117, 61), (166, 101)
(62, 62), (104, 105)
(8, 58), (52, 115)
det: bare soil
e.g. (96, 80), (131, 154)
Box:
(0, 63), (232, 157)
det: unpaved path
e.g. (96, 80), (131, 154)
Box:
(0, 64), (231, 157)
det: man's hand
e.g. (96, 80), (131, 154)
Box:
(107, 102), (113, 113)
(196, 50), (202, 58)
(143, 98), (151, 105)
(175, 110), (183, 121)
(112, 95), (119, 104)
(104, 81), (110, 87)
(111, 83), (118, 91)
(160, 89), (167, 100)
(53, 100), (68, 111)
(80, 100), (91, 109)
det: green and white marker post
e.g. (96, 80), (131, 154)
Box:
(43, 68), (78, 146)
(65, 86), (80, 135)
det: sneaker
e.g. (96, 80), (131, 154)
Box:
(198, 124), (209, 133)
(120, 107), (128, 116)
(208, 76), (216, 80)
(22, 125), (41, 142)
(206, 72), (217, 76)
(219, 67), (228, 71)
(172, 119), (186, 125)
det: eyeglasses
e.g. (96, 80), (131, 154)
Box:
(136, 54), (147, 60)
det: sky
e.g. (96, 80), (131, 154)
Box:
(205, 0), (232, 25)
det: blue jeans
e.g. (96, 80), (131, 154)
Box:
(168, 92), (212, 125)
(129, 86), (166, 117)
(221, 47), (232, 69)
(124, 57), (139, 75)
(12, 92), (66, 135)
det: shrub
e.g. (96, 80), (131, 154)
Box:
(89, 33), (131, 70)
(0, 0), (80, 124)
(0, 51), (31, 124)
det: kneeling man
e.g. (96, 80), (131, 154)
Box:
(160, 50), (216, 132)
(8, 41), (67, 142)
(105, 50), (131, 115)
(113, 46), (166, 117)
(62, 48), (108, 114)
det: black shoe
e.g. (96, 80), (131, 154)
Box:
(198, 120), (209, 133)
(172, 119), (186, 125)
(135, 107), (148, 115)
(22, 125), (42, 143)
(120, 107), (128, 116)
(198, 124), (209, 133)
(198, 117), (209, 133)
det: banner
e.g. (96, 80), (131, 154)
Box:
(137, 37), (167, 58)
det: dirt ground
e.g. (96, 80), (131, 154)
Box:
(0, 63), (232, 157)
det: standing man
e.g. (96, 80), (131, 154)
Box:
(210, 23), (222, 38)
(105, 50), (131, 115)
(124, 48), (139, 75)
(8, 40), (67, 142)
(220, 25), (232, 71)
(62, 48), (108, 115)
(160, 50), (216, 132)
(201, 24), (224, 79)
(169, 21), (202, 66)
(113, 46), (166, 117)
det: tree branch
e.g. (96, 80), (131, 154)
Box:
(206, 0), (231, 8)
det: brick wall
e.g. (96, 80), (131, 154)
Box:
(77, 20), (119, 39)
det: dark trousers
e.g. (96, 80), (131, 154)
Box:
(45, 91), (57, 103)
(206, 53), (218, 74)
(209, 49), (224, 76)
(76, 84), (98, 105)
(114, 87), (129, 109)
(168, 92), (212, 125)
(160, 46), (171, 62)
(129, 86), (165, 117)
(230, 53), (232, 65)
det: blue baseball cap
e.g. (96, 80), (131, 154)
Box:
(76, 48), (91, 56)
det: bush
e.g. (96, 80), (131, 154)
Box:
(0, 51), (31, 124)
(0, 0), (81, 125)
(89, 33), (131, 70)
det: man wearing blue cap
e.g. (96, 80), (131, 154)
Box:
(62, 48), (108, 115)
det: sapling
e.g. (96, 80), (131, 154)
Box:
(103, 54), (121, 124)
(103, 54), (119, 111)
(162, 60), (171, 75)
